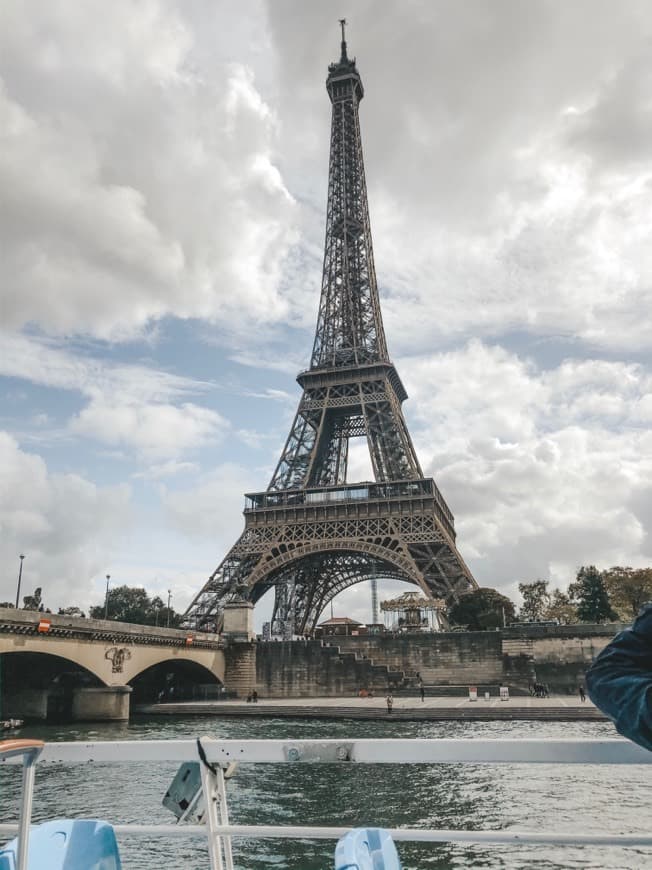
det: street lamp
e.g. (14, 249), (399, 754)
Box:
(104, 574), (111, 620)
(167, 589), (172, 628)
(15, 554), (25, 609)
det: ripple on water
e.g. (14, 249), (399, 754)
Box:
(0, 717), (649, 869)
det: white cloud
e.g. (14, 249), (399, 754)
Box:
(4, 1), (652, 357)
(162, 462), (261, 544)
(2, 1), (652, 623)
(133, 460), (198, 480)
(0, 0), (297, 340)
(70, 399), (226, 460)
(0, 332), (208, 401)
(0, 432), (130, 608)
(261, 0), (652, 355)
(401, 341), (652, 594)
(0, 332), (228, 459)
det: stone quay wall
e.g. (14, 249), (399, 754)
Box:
(501, 623), (625, 691)
(327, 632), (504, 686)
(254, 639), (404, 698)
(251, 623), (627, 698)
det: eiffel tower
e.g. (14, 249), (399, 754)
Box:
(185, 23), (477, 634)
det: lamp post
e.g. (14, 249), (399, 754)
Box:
(104, 574), (111, 620)
(167, 589), (172, 628)
(15, 554), (25, 609)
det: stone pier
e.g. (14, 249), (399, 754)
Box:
(2, 689), (49, 721)
(2, 685), (132, 721)
(71, 686), (132, 721)
(221, 601), (257, 699)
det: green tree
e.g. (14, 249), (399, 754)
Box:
(603, 566), (652, 621)
(572, 566), (617, 623)
(543, 589), (578, 625)
(89, 585), (182, 627)
(518, 580), (551, 622)
(449, 587), (516, 631)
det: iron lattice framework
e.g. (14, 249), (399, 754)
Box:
(184, 25), (477, 634)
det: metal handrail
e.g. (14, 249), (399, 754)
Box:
(1, 737), (651, 868)
(2, 736), (648, 765)
(0, 739), (44, 870)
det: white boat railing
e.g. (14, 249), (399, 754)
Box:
(2, 737), (651, 870)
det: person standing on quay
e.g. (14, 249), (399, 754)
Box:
(386, 694), (393, 714)
(419, 680), (425, 702)
(578, 685), (586, 702)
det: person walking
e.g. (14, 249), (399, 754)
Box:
(578, 685), (586, 703)
(386, 693), (393, 714)
(419, 680), (425, 702)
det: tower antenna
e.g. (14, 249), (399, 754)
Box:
(371, 579), (379, 625)
(339, 18), (348, 61)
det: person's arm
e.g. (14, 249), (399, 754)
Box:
(586, 604), (652, 751)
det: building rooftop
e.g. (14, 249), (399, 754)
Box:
(318, 617), (363, 626)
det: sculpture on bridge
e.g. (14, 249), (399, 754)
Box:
(105, 646), (132, 674)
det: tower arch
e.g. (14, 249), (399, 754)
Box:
(247, 542), (425, 635)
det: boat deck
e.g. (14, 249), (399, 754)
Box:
(2, 735), (650, 870)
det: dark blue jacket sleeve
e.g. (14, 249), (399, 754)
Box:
(586, 604), (652, 752)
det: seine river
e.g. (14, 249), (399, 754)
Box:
(1, 716), (649, 869)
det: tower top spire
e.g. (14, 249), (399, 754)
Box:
(339, 18), (348, 62)
(327, 19), (363, 103)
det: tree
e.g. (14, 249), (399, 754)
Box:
(572, 566), (617, 623)
(89, 585), (182, 627)
(448, 587), (516, 631)
(543, 589), (578, 625)
(603, 566), (652, 621)
(518, 580), (551, 622)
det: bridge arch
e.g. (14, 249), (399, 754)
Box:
(120, 648), (225, 686)
(0, 646), (108, 686)
(128, 657), (223, 705)
(0, 632), (225, 689)
(0, 650), (107, 721)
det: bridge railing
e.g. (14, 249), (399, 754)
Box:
(0, 608), (222, 649)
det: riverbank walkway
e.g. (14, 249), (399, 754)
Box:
(134, 694), (607, 721)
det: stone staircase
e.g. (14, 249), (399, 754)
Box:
(321, 642), (406, 690)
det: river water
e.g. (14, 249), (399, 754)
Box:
(1, 716), (649, 869)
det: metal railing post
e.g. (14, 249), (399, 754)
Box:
(0, 740), (44, 870)
(16, 752), (38, 870)
(199, 760), (233, 870)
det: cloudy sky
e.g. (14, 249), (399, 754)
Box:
(1, 0), (651, 627)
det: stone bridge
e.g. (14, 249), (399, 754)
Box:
(0, 607), (225, 721)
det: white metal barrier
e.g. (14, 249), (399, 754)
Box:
(2, 737), (651, 870)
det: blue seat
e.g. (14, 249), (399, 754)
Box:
(0, 819), (121, 870)
(334, 827), (402, 870)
